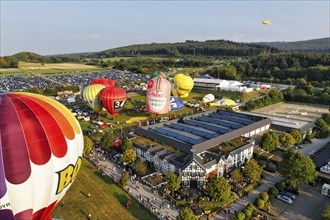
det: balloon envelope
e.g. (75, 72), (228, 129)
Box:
(90, 78), (116, 87)
(0, 92), (83, 220)
(99, 87), (128, 116)
(262, 20), (271, 25)
(150, 71), (169, 80)
(170, 96), (184, 111)
(83, 84), (105, 112)
(173, 74), (194, 98)
(146, 75), (171, 115)
(202, 94), (215, 103)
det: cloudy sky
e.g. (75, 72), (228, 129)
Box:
(1, 0), (329, 55)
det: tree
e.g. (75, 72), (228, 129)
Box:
(83, 136), (93, 156)
(261, 131), (279, 152)
(315, 118), (330, 138)
(237, 212), (246, 220)
(122, 148), (136, 163)
(321, 113), (330, 125)
(259, 192), (269, 202)
(231, 169), (243, 187)
(278, 149), (318, 187)
(122, 137), (133, 152)
(119, 172), (129, 188)
(322, 204), (330, 220)
(100, 132), (113, 149)
(290, 129), (302, 145)
(165, 172), (181, 196)
(243, 159), (263, 183)
(176, 207), (197, 220)
(256, 198), (265, 209)
(279, 132), (295, 149)
(207, 176), (231, 202)
(135, 157), (147, 176)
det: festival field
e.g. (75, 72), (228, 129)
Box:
(52, 158), (157, 220)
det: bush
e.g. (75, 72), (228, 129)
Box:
(265, 201), (272, 213)
(246, 203), (254, 210)
(237, 211), (246, 220)
(275, 180), (286, 192)
(268, 186), (279, 197)
(259, 192), (269, 202)
(256, 198), (265, 209)
(244, 207), (253, 217)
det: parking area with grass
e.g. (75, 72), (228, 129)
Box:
(271, 183), (329, 220)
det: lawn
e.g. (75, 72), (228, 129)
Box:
(51, 158), (157, 220)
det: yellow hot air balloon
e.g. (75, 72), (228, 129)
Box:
(262, 20), (271, 25)
(173, 73), (194, 98)
(82, 84), (105, 112)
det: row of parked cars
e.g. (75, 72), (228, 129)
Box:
(276, 187), (300, 204)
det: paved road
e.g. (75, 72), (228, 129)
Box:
(213, 171), (283, 220)
(90, 150), (179, 220)
(297, 137), (330, 156)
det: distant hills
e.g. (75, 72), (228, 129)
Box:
(92, 40), (279, 58)
(1, 37), (329, 68)
(256, 37), (330, 53)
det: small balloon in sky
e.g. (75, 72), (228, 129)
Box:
(262, 20), (271, 25)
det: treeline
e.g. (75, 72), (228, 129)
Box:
(112, 57), (213, 74)
(241, 89), (284, 111)
(26, 85), (80, 96)
(94, 40), (279, 58)
(0, 52), (81, 68)
(259, 37), (330, 53)
(283, 78), (330, 105)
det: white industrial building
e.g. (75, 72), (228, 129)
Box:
(193, 78), (253, 93)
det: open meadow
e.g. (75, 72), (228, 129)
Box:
(0, 62), (102, 76)
(51, 158), (157, 220)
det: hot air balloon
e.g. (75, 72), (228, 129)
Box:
(0, 92), (83, 220)
(99, 87), (128, 116)
(90, 78), (116, 87)
(82, 84), (105, 112)
(202, 94), (215, 103)
(150, 71), (169, 80)
(146, 73), (171, 115)
(172, 73), (194, 98)
(170, 96), (184, 111)
(262, 20), (271, 25)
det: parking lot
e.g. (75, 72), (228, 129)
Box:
(271, 183), (330, 220)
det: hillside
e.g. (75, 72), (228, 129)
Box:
(257, 37), (330, 53)
(92, 40), (279, 58)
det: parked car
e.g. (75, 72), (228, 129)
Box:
(282, 192), (296, 200)
(276, 194), (293, 204)
(285, 186), (300, 195)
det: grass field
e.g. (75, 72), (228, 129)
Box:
(0, 62), (102, 75)
(51, 158), (157, 220)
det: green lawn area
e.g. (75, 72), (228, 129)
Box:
(52, 158), (157, 220)
(102, 57), (133, 62)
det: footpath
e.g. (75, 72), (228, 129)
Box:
(89, 148), (179, 220)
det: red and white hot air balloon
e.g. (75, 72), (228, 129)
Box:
(0, 92), (83, 220)
(99, 87), (128, 116)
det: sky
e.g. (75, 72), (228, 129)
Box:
(1, 0), (329, 56)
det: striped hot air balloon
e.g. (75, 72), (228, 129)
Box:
(0, 92), (83, 220)
(82, 84), (105, 112)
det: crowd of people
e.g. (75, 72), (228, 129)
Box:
(87, 146), (178, 220)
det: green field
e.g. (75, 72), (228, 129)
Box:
(52, 158), (157, 220)
(0, 62), (102, 77)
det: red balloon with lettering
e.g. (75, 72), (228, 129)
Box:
(99, 87), (128, 116)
